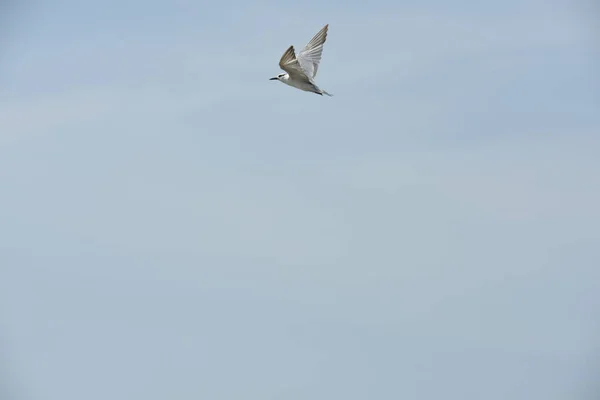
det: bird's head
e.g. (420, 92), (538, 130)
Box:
(269, 73), (287, 81)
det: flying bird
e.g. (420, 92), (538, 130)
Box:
(269, 24), (332, 96)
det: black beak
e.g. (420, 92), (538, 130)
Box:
(269, 77), (277, 80)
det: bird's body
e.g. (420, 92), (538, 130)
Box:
(270, 24), (332, 96)
(275, 72), (328, 95)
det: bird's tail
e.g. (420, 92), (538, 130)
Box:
(322, 90), (333, 97)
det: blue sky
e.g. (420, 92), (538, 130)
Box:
(1, 0), (599, 399)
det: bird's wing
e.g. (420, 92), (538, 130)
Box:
(297, 24), (328, 79)
(278, 45), (312, 82)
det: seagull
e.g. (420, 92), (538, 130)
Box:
(269, 24), (332, 96)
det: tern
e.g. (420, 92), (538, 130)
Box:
(269, 24), (332, 96)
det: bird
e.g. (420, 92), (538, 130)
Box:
(269, 24), (332, 96)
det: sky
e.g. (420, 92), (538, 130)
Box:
(1, 0), (599, 399)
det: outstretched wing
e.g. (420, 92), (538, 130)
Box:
(279, 45), (311, 82)
(297, 24), (328, 79)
